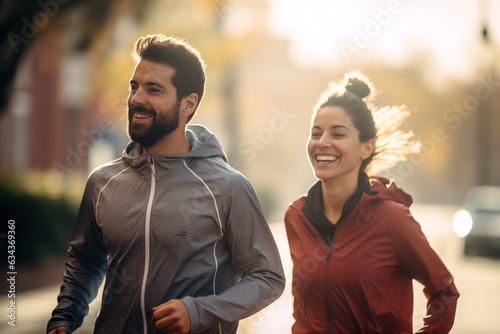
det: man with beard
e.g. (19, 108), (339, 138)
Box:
(47, 34), (285, 334)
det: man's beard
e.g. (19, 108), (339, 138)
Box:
(127, 102), (180, 149)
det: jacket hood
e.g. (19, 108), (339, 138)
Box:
(122, 124), (227, 168)
(368, 176), (413, 208)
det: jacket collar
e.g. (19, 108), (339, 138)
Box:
(302, 172), (371, 236)
(121, 124), (227, 170)
(301, 173), (413, 241)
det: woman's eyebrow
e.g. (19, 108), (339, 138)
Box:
(330, 125), (350, 131)
(311, 125), (350, 131)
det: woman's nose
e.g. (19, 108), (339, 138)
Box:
(318, 133), (332, 147)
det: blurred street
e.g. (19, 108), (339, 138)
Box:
(2, 204), (500, 334)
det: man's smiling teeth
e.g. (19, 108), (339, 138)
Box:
(134, 113), (152, 119)
(316, 155), (338, 163)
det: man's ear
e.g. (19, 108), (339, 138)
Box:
(180, 93), (198, 119)
(361, 139), (375, 160)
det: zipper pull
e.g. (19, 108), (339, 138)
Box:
(326, 244), (333, 261)
(326, 234), (333, 260)
(148, 155), (156, 177)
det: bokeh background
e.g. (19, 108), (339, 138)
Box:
(1, 0), (499, 333)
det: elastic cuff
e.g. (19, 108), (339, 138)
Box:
(181, 296), (198, 334)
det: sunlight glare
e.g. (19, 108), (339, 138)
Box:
(452, 209), (473, 238)
(267, 0), (363, 66)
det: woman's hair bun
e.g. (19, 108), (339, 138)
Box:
(345, 77), (371, 100)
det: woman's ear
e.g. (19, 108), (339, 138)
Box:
(361, 139), (375, 160)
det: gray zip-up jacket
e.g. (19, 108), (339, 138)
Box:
(47, 125), (285, 334)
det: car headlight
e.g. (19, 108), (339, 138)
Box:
(452, 209), (473, 237)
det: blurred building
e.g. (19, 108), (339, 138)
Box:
(1, 31), (90, 175)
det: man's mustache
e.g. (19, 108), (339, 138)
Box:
(129, 104), (156, 115)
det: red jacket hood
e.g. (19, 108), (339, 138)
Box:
(368, 176), (413, 208)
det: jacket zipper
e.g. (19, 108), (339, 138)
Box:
(141, 155), (156, 334)
(324, 234), (334, 334)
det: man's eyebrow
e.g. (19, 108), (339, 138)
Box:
(128, 80), (167, 91)
(144, 81), (167, 90)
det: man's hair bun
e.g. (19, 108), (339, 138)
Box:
(345, 78), (371, 100)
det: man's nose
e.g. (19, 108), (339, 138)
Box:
(130, 87), (146, 105)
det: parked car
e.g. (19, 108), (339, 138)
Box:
(452, 186), (500, 258)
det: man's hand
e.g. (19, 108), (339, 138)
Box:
(151, 299), (190, 334)
(48, 327), (68, 334)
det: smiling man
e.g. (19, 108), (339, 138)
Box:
(47, 34), (285, 334)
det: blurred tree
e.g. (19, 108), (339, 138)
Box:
(0, 0), (152, 113)
(0, 174), (77, 265)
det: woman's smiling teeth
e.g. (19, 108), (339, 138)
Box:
(316, 155), (338, 163)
